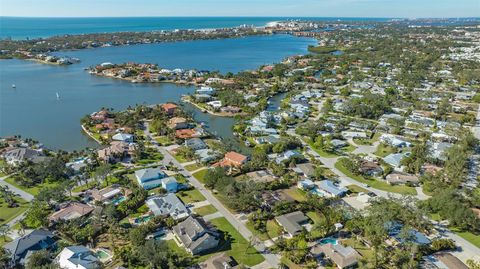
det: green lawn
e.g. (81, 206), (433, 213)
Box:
(154, 136), (173, 146)
(335, 160), (417, 195)
(193, 205), (218, 216)
(4, 177), (59, 196)
(374, 143), (397, 157)
(353, 138), (372, 145)
(451, 228), (480, 248)
(192, 169), (208, 184)
(173, 154), (189, 163)
(306, 211), (324, 224)
(184, 163), (204, 172)
(135, 149), (164, 165)
(342, 238), (374, 259)
(246, 219), (283, 241)
(346, 184), (370, 194)
(0, 236), (12, 247)
(177, 189), (206, 204)
(342, 144), (357, 153)
(165, 239), (190, 256)
(0, 197), (29, 226)
(306, 139), (339, 158)
(284, 187), (307, 202)
(72, 183), (95, 193)
(210, 217), (265, 266)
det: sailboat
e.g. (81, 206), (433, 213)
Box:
(56, 92), (60, 100)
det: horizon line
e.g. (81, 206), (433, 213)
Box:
(1, 15), (480, 19)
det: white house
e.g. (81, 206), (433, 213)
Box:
(56, 246), (99, 269)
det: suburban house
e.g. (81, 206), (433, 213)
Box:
(200, 253), (241, 269)
(90, 185), (131, 204)
(318, 180), (348, 197)
(423, 252), (469, 269)
(275, 211), (311, 238)
(312, 243), (360, 269)
(56, 245), (100, 269)
(359, 160), (383, 177)
(112, 133), (134, 143)
(168, 117), (189, 130)
(195, 149), (220, 163)
(48, 202), (95, 223)
(3, 229), (56, 267)
(213, 151), (248, 168)
(386, 222), (431, 245)
(275, 150), (303, 164)
(135, 167), (178, 191)
(297, 179), (315, 190)
(97, 141), (135, 163)
(1, 147), (46, 166)
(383, 153), (408, 169)
(245, 170), (277, 183)
(261, 190), (294, 209)
(185, 138), (207, 151)
(380, 134), (411, 148)
(146, 193), (189, 220)
(293, 163), (316, 178)
(172, 216), (220, 255)
(162, 103), (178, 115)
(386, 173), (420, 186)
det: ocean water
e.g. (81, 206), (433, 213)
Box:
(0, 34), (316, 150)
(0, 16), (391, 40)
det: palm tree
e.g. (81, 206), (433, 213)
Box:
(0, 225), (9, 242)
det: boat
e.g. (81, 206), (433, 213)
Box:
(56, 92), (60, 100)
(11, 84), (16, 88)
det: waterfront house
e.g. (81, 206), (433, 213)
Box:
(168, 117), (189, 130)
(172, 216), (220, 255)
(3, 229), (56, 267)
(318, 180), (348, 197)
(207, 100), (222, 109)
(253, 135), (280, 144)
(146, 193), (189, 220)
(275, 211), (311, 238)
(162, 103), (178, 115)
(48, 202), (95, 224)
(196, 86), (215, 95)
(97, 141), (135, 164)
(112, 133), (134, 143)
(2, 147), (46, 166)
(135, 167), (178, 191)
(56, 245), (100, 269)
(311, 243), (360, 269)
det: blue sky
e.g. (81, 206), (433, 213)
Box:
(1, 0), (479, 18)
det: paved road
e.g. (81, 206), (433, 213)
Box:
(0, 175), (33, 229)
(144, 123), (280, 268)
(287, 129), (480, 262)
(0, 175), (34, 201)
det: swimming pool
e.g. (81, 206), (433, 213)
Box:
(111, 196), (126, 205)
(310, 188), (325, 197)
(319, 238), (338, 245)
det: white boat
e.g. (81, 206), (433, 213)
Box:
(56, 92), (60, 100)
(11, 84), (16, 88)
